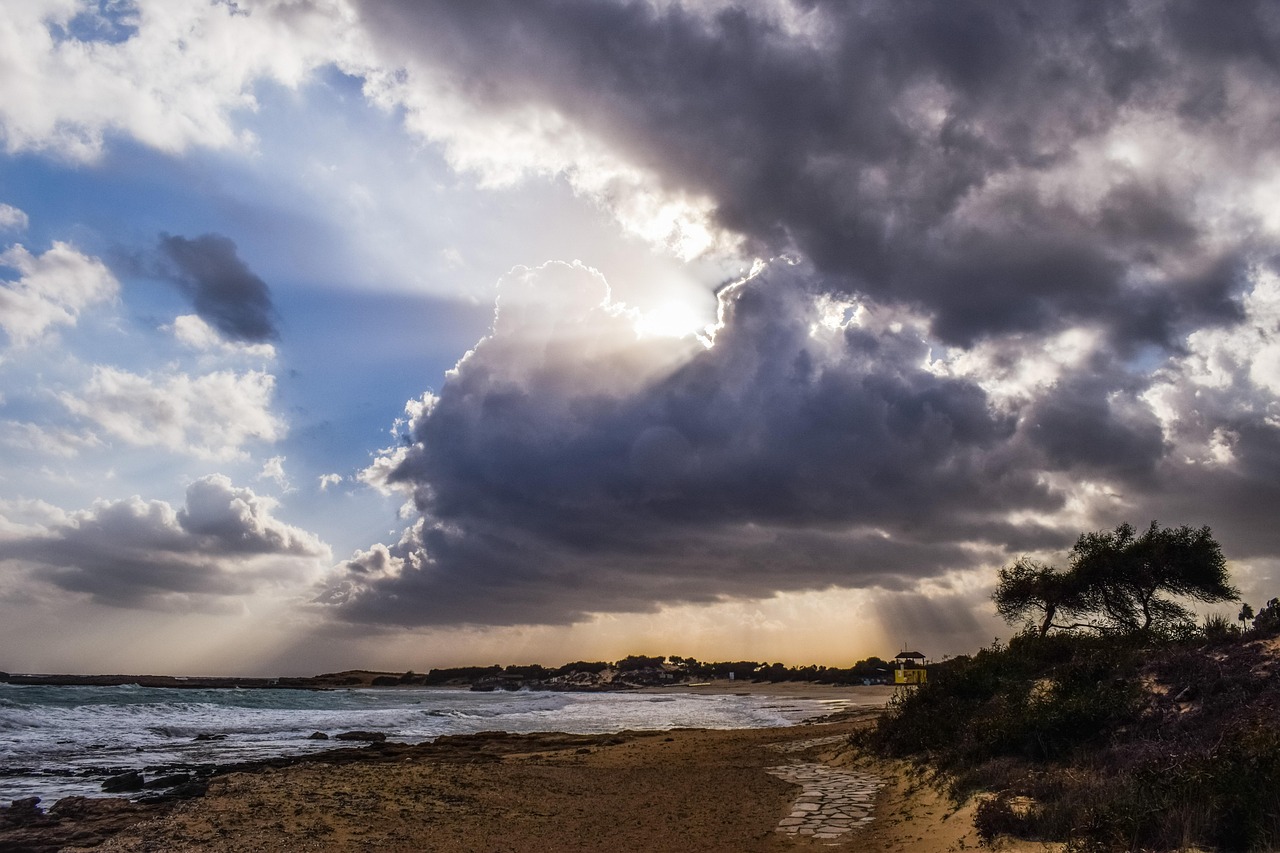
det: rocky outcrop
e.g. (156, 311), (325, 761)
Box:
(142, 773), (190, 790)
(334, 731), (387, 742)
(0, 795), (167, 853)
(101, 771), (144, 794)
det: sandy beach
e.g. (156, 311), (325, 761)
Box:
(0, 682), (1055, 852)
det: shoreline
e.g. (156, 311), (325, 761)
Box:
(17, 720), (882, 853)
(14, 715), (1059, 853)
(1, 682), (903, 851)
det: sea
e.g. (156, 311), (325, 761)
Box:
(0, 684), (858, 804)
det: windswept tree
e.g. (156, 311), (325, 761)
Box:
(993, 558), (1094, 637)
(994, 522), (1238, 637)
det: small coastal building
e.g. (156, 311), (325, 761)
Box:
(893, 650), (927, 685)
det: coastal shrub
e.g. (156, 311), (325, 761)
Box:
(502, 664), (550, 679)
(1200, 613), (1238, 642)
(423, 665), (502, 684)
(1252, 597), (1280, 635)
(615, 655), (666, 671)
(872, 633), (1144, 770)
(707, 660), (762, 678)
(1013, 729), (1280, 852)
(552, 660), (610, 676)
(973, 792), (1030, 845)
(1201, 716), (1280, 850)
(870, 622), (1280, 851)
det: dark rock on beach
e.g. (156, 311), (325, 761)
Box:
(308, 731), (330, 740)
(2, 798), (44, 825)
(0, 795), (166, 853)
(101, 771), (145, 793)
(334, 730), (386, 742)
(169, 780), (209, 799)
(136, 779), (208, 805)
(143, 773), (191, 790)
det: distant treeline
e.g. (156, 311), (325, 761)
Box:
(410, 654), (894, 686)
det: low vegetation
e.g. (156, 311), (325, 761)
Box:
(419, 654), (894, 687)
(865, 522), (1280, 852)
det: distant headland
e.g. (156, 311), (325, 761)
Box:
(0, 653), (900, 692)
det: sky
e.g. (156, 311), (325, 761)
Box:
(3, 0), (1280, 676)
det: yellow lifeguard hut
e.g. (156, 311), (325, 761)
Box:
(893, 650), (927, 685)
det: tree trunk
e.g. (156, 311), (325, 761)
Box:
(1039, 603), (1057, 637)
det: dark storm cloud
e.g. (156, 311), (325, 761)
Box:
(1023, 371), (1167, 480)
(318, 2), (1280, 628)
(157, 233), (278, 342)
(355, 0), (1275, 346)
(410, 273), (1028, 534)
(0, 476), (326, 610)
(321, 262), (1071, 626)
(1128, 395), (1280, 562)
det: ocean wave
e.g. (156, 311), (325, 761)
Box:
(0, 686), (835, 803)
(0, 714), (39, 732)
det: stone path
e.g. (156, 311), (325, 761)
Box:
(767, 737), (884, 843)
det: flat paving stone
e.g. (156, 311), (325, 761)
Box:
(767, 762), (884, 845)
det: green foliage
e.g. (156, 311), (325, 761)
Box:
(428, 655), (897, 685)
(868, 621), (1280, 851)
(1074, 522), (1236, 633)
(994, 558), (1093, 637)
(1201, 613), (1238, 642)
(502, 663), (550, 679)
(872, 633), (1143, 770)
(423, 664), (502, 684)
(552, 660), (610, 675)
(994, 522), (1237, 637)
(973, 792), (1032, 845)
(1253, 598), (1280, 635)
(614, 654), (667, 671)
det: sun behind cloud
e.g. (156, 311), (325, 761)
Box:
(633, 299), (714, 341)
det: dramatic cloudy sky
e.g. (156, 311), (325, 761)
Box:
(3, 0), (1280, 675)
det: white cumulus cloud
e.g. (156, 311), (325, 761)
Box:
(257, 455), (290, 490)
(59, 365), (284, 461)
(0, 0), (370, 162)
(0, 241), (118, 349)
(168, 314), (277, 360)
(0, 474), (329, 611)
(0, 203), (28, 231)
(0, 420), (103, 459)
